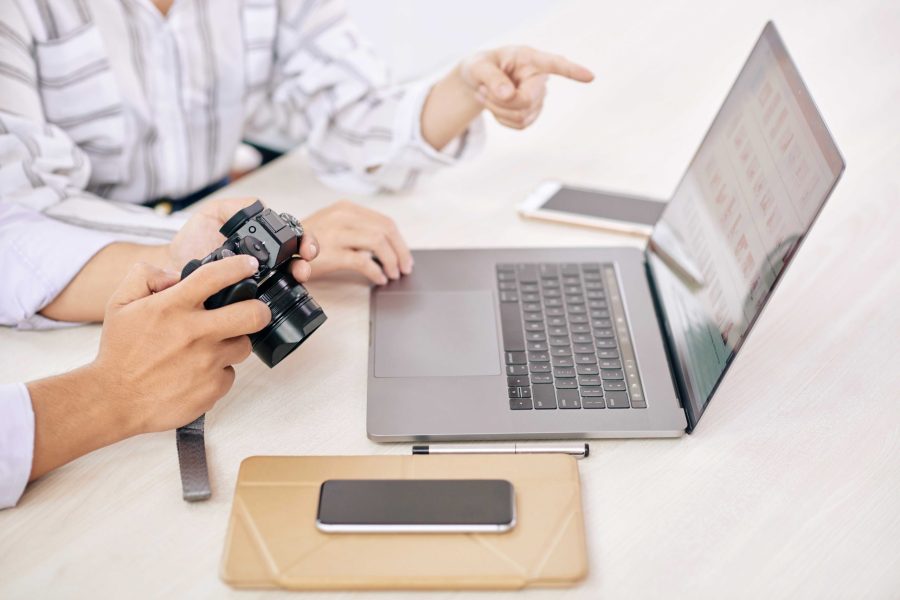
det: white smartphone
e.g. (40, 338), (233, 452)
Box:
(518, 180), (666, 236)
(315, 479), (516, 534)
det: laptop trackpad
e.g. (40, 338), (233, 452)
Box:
(374, 290), (501, 378)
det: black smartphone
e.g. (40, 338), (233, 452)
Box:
(519, 180), (666, 236)
(316, 479), (516, 533)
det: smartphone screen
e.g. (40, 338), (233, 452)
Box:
(542, 186), (665, 226)
(316, 479), (516, 533)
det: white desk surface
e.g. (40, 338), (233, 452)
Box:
(2, 1), (899, 598)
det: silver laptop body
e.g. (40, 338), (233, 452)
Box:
(367, 23), (844, 441)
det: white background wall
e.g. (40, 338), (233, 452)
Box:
(346, 0), (556, 81)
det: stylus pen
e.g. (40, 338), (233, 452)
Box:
(412, 442), (589, 459)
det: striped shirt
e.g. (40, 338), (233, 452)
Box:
(0, 0), (483, 328)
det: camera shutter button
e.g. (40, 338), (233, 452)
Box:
(239, 235), (270, 265)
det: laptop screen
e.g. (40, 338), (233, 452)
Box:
(646, 22), (844, 429)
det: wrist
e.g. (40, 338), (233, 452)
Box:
(420, 66), (484, 151)
(79, 361), (146, 439)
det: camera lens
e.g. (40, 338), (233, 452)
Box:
(250, 272), (327, 367)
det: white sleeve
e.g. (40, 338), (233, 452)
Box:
(243, 0), (485, 195)
(0, 4), (177, 329)
(0, 382), (34, 509)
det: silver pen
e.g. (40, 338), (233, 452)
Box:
(412, 442), (589, 458)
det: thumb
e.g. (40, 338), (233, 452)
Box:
(468, 59), (516, 101)
(108, 262), (181, 309)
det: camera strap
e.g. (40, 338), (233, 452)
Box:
(176, 415), (212, 501)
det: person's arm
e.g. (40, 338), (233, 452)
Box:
(27, 256), (273, 482)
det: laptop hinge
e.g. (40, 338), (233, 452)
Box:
(642, 250), (693, 431)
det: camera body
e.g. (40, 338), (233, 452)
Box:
(181, 200), (326, 367)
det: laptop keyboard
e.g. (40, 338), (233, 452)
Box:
(497, 263), (646, 410)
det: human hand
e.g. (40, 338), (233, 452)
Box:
(459, 45), (594, 129)
(168, 197), (318, 283)
(90, 256), (271, 435)
(301, 200), (413, 285)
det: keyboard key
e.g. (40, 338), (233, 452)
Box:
(539, 264), (559, 276)
(605, 391), (630, 408)
(575, 354), (597, 365)
(603, 380), (626, 391)
(525, 322), (545, 332)
(594, 329), (615, 338)
(507, 364), (528, 376)
(597, 348), (619, 359)
(554, 367), (576, 378)
(578, 375), (602, 386)
(596, 339), (617, 349)
(549, 326), (568, 336)
(593, 319), (613, 329)
(566, 305), (587, 314)
(532, 384), (557, 409)
(516, 264), (538, 283)
(509, 397), (533, 410)
(547, 316), (566, 327)
(541, 284), (561, 293)
(526, 331), (546, 341)
(500, 291), (519, 303)
(522, 302), (541, 312)
(528, 351), (549, 362)
(518, 387), (532, 399)
(552, 356), (574, 368)
(562, 276), (580, 285)
(599, 359), (622, 369)
(530, 363), (551, 373)
(569, 315), (589, 324)
(557, 389), (581, 409)
(521, 293), (540, 302)
(591, 310), (611, 319)
(585, 290), (605, 299)
(497, 271), (515, 281)
(573, 343), (595, 353)
(520, 283), (539, 293)
(576, 364), (600, 375)
(499, 281), (517, 290)
(508, 387), (521, 398)
(601, 369), (624, 380)
(550, 347), (572, 357)
(581, 263), (601, 273)
(496, 263), (515, 272)
(544, 298), (563, 307)
(588, 300), (607, 309)
(545, 307), (565, 317)
(584, 281), (603, 289)
(630, 392), (647, 408)
(582, 398), (605, 409)
(571, 323), (591, 334)
(555, 379), (577, 389)
(531, 373), (552, 384)
(524, 312), (544, 322)
(507, 375), (530, 387)
(560, 264), (579, 275)
(505, 351), (527, 365)
(580, 387), (604, 397)
(528, 341), (548, 351)
(550, 336), (570, 346)
(499, 302), (525, 351)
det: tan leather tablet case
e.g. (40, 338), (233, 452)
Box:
(221, 454), (588, 590)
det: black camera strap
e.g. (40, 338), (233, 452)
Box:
(176, 415), (211, 502)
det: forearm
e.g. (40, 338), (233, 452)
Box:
(26, 365), (138, 481)
(39, 242), (169, 323)
(420, 65), (484, 151)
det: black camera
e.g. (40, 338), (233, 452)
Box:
(181, 199), (327, 367)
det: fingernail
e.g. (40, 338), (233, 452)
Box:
(402, 260), (414, 275)
(309, 242), (318, 258)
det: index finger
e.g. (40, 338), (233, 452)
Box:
(174, 254), (260, 306)
(529, 50), (594, 82)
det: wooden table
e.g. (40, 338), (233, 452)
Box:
(2, 1), (899, 597)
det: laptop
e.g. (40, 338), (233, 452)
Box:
(367, 22), (844, 440)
